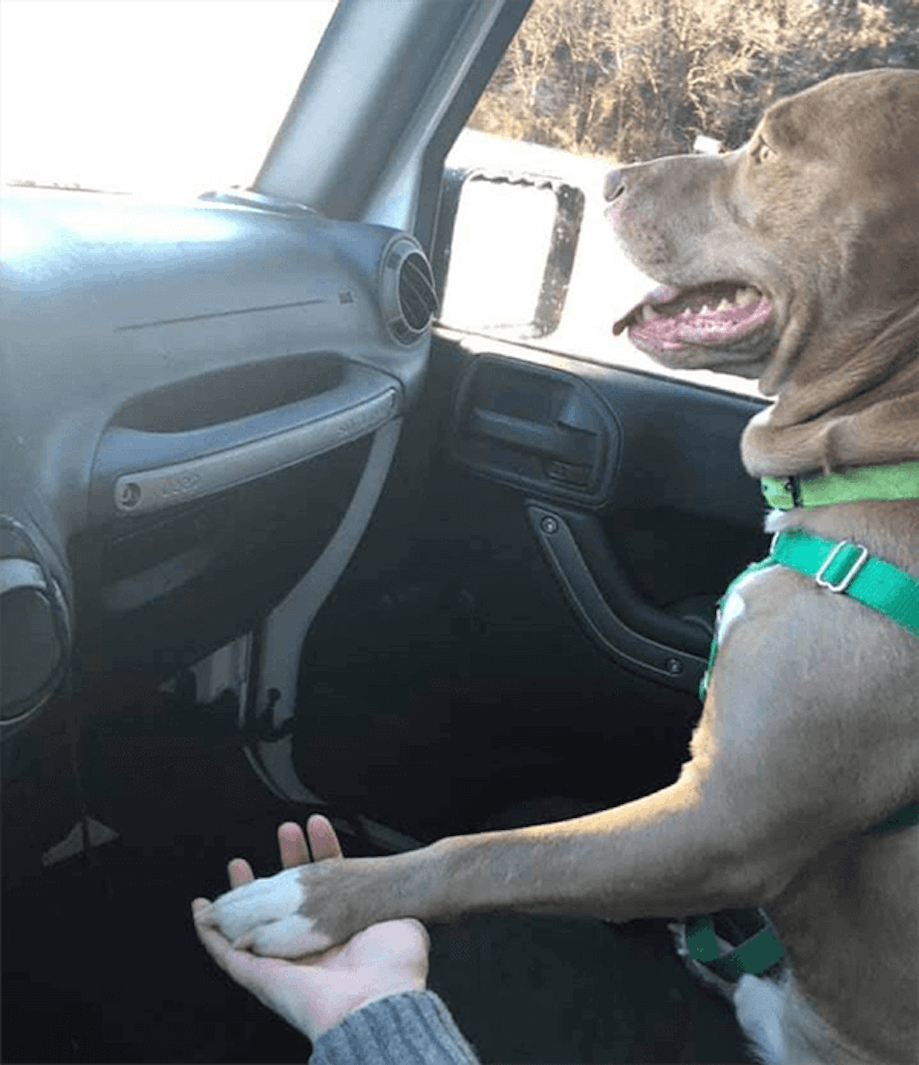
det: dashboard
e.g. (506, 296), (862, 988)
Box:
(0, 187), (436, 732)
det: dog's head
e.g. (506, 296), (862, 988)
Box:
(607, 69), (919, 407)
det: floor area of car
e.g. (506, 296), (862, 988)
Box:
(3, 697), (756, 1064)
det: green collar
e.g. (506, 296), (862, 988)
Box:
(762, 460), (919, 510)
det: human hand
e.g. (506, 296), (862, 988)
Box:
(192, 816), (430, 1043)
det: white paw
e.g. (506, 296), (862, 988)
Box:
(239, 914), (335, 958)
(202, 866), (332, 955)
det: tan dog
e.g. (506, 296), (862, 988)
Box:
(199, 70), (919, 1065)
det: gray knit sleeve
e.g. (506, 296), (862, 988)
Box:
(309, 990), (481, 1065)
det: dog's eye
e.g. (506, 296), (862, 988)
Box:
(751, 139), (775, 164)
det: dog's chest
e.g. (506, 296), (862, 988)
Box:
(715, 564), (780, 647)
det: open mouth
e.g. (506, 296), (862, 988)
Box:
(613, 281), (773, 353)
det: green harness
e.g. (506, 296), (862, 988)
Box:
(686, 462), (919, 984)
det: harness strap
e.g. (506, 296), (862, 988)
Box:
(684, 910), (785, 983)
(690, 527), (919, 980)
(771, 528), (919, 638)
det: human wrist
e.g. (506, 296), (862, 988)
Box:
(310, 980), (428, 1041)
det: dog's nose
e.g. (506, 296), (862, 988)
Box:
(604, 169), (625, 201)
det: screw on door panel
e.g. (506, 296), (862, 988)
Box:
(540, 516), (559, 534)
(665, 658), (684, 675)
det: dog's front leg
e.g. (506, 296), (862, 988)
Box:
(202, 681), (801, 957)
(423, 772), (769, 925)
(201, 767), (779, 958)
(205, 572), (916, 958)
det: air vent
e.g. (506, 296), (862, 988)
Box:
(399, 252), (437, 331)
(379, 237), (438, 345)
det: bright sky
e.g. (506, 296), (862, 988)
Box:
(1, 0), (338, 195)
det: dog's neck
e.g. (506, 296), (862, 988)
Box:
(741, 318), (919, 479)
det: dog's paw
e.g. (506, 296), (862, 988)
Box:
(198, 866), (335, 957)
(236, 914), (335, 958)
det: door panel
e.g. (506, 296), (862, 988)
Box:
(447, 345), (768, 690)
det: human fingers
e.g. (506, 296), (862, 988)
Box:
(193, 857), (253, 930)
(277, 821), (311, 869)
(228, 857), (255, 889)
(306, 813), (343, 861)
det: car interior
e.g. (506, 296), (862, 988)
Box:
(5, 0), (908, 1061)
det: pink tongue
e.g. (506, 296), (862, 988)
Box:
(630, 298), (771, 351)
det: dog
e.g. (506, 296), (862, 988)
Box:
(198, 70), (919, 1064)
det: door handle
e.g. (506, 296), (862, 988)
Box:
(91, 361), (401, 520)
(468, 408), (597, 465)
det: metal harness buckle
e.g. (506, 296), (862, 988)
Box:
(815, 540), (869, 593)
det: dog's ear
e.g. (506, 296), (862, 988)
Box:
(762, 97), (806, 152)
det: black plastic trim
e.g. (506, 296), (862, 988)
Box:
(526, 503), (707, 693)
(560, 507), (714, 659)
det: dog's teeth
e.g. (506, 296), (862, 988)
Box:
(641, 304), (660, 322)
(681, 307), (692, 317)
(716, 298), (732, 311)
(700, 303), (713, 314)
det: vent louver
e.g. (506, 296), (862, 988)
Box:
(380, 238), (438, 345)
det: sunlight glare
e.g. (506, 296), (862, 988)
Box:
(1, 1), (338, 195)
